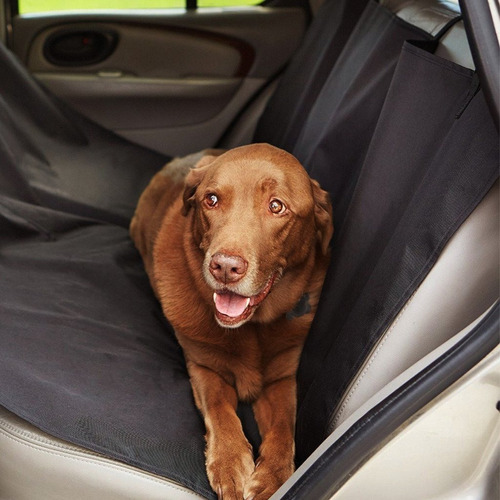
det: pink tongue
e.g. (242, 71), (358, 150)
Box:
(214, 292), (250, 318)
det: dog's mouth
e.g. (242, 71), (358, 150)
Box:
(212, 273), (277, 328)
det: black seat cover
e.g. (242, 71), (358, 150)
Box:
(0, 0), (498, 498)
(253, 0), (370, 152)
(295, 39), (499, 462)
(0, 44), (218, 497)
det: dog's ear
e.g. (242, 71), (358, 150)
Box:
(181, 155), (217, 216)
(311, 178), (333, 255)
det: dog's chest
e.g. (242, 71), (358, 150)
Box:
(228, 325), (304, 402)
(219, 332), (263, 402)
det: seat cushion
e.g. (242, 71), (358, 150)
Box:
(0, 406), (204, 500)
(0, 200), (213, 496)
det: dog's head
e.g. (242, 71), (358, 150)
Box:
(182, 143), (333, 328)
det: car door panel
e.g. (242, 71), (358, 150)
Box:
(34, 72), (243, 128)
(9, 8), (306, 155)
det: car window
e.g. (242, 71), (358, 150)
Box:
(19, 0), (261, 14)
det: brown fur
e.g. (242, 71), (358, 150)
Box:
(130, 143), (333, 500)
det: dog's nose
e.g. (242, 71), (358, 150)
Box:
(209, 253), (248, 284)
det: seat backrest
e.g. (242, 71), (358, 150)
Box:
(253, 0), (370, 151)
(326, 4), (497, 429)
(0, 42), (167, 226)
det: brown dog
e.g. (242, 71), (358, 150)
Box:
(130, 143), (333, 500)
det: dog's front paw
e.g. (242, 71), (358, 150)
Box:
(206, 440), (255, 500)
(243, 456), (294, 500)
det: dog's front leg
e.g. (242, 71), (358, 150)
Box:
(245, 376), (296, 500)
(187, 361), (255, 500)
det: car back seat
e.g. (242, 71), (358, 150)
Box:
(0, 0), (498, 499)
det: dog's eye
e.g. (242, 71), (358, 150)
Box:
(205, 193), (218, 208)
(269, 199), (286, 214)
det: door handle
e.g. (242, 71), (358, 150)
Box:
(44, 29), (118, 66)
